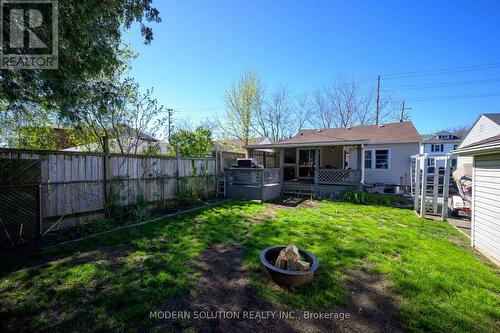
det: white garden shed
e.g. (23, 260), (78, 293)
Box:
(454, 113), (500, 265)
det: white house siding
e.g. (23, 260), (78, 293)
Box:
(457, 156), (473, 168)
(459, 116), (500, 148)
(364, 143), (419, 186)
(472, 153), (500, 263)
(421, 142), (459, 154)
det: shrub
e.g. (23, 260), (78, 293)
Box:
(341, 190), (406, 206)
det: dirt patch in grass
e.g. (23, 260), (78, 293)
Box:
(342, 268), (403, 332)
(155, 242), (403, 332)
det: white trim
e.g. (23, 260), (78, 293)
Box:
(361, 144), (365, 183)
(471, 158), (476, 247)
(245, 140), (369, 149)
(453, 142), (500, 155)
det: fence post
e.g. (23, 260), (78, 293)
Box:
(175, 146), (180, 196)
(214, 150), (218, 197)
(420, 156), (428, 218)
(38, 183), (42, 239)
(205, 159), (209, 199)
(103, 136), (110, 217)
(442, 156), (451, 221)
(261, 169), (265, 202)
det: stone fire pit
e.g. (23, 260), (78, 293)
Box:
(259, 245), (319, 287)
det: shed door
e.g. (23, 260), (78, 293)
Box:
(473, 153), (500, 263)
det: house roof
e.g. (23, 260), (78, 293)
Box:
(422, 136), (461, 144)
(460, 134), (500, 149)
(456, 113), (500, 149)
(213, 137), (269, 153)
(484, 113), (500, 126)
(245, 121), (420, 149)
(421, 131), (461, 144)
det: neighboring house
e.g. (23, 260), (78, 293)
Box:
(213, 137), (276, 167)
(64, 125), (169, 154)
(420, 131), (462, 167)
(213, 137), (271, 153)
(243, 121), (420, 197)
(454, 113), (500, 264)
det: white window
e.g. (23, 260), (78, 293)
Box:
(364, 150), (372, 169)
(364, 149), (391, 170)
(375, 149), (390, 169)
(431, 144), (443, 152)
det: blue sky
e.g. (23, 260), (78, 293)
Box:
(125, 0), (500, 134)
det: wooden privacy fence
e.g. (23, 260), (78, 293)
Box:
(0, 148), (216, 239)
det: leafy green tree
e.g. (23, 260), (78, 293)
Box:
(0, 1), (161, 120)
(1, 105), (60, 149)
(217, 70), (263, 147)
(169, 127), (212, 157)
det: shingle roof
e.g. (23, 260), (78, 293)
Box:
(214, 137), (268, 152)
(276, 121), (420, 145)
(484, 113), (500, 126)
(422, 135), (461, 144)
(435, 130), (452, 136)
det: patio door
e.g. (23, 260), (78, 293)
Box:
(298, 148), (316, 179)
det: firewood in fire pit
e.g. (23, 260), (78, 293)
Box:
(274, 245), (310, 271)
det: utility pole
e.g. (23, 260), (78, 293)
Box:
(167, 108), (174, 140)
(400, 101), (412, 122)
(375, 75), (381, 125)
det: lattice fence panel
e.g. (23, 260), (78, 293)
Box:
(317, 170), (359, 185)
(226, 169), (262, 185)
(0, 158), (41, 184)
(263, 169), (280, 184)
(0, 186), (40, 246)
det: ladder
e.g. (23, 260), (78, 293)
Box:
(217, 177), (225, 197)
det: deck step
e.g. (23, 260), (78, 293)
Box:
(282, 185), (315, 197)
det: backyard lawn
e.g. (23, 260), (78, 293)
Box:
(0, 200), (499, 332)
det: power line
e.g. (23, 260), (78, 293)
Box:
(383, 78), (500, 90)
(382, 62), (500, 80)
(174, 106), (225, 110)
(397, 92), (500, 102)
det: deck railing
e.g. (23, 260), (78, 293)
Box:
(225, 168), (282, 201)
(317, 169), (361, 185)
(225, 168), (281, 186)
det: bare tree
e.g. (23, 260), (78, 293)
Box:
(312, 88), (337, 129)
(253, 85), (295, 142)
(218, 70), (263, 147)
(76, 79), (167, 154)
(294, 93), (313, 132)
(325, 79), (358, 127)
(310, 77), (403, 128)
(444, 125), (470, 138)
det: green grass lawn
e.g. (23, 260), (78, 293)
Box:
(1, 200), (499, 332)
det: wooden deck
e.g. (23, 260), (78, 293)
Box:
(225, 169), (362, 201)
